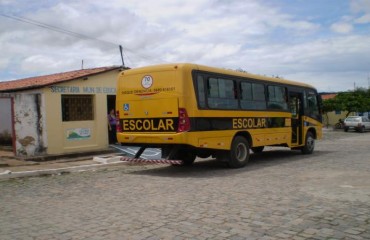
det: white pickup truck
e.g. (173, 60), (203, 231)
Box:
(343, 116), (370, 133)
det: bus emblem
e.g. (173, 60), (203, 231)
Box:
(141, 75), (153, 89)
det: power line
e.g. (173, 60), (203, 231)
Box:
(0, 13), (169, 65)
(0, 13), (120, 48)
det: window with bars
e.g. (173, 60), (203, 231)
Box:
(61, 95), (94, 121)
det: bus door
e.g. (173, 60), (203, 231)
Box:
(289, 92), (303, 145)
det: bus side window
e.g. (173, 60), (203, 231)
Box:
(196, 75), (206, 108)
(207, 77), (238, 109)
(306, 91), (319, 117)
(267, 85), (288, 110)
(240, 82), (253, 109)
(252, 83), (267, 109)
(240, 82), (266, 110)
(208, 78), (219, 98)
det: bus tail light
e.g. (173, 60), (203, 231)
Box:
(116, 110), (122, 132)
(178, 108), (190, 132)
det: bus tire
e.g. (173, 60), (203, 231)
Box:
(251, 146), (264, 153)
(176, 150), (196, 166)
(163, 147), (195, 166)
(301, 131), (315, 154)
(228, 136), (250, 168)
(196, 150), (212, 159)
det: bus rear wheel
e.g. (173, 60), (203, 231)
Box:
(162, 147), (196, 166)
(228, 136), (250, 168)
(178, 150), (196, 165)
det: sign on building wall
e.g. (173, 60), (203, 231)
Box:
(50, 86), (116, 94)
(66, 128), (91, 140)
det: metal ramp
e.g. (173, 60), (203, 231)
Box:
(95, 145), (182, 165)
(120, 156), (182, 165)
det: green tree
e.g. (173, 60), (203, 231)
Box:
(322, 98), (338, 113)
(335, 88), (370, 117)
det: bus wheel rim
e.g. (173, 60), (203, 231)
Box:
(307, 136), (314, 150)
(236, 143), (247, 161)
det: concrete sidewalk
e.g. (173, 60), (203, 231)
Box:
(0, 150), (127, 180)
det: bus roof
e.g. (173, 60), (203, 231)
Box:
(121, 63), (316, 90)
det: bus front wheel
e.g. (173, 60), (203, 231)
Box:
(228, 136), (250, 168)
(301, 132), (315, 154)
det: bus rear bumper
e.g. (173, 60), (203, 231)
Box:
(117, 132), (190, 146)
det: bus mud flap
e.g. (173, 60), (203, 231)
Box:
(120, 157), (182, 165)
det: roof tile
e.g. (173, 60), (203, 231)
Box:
(321, 93), (337, 100)
(0, 66), (121, 92)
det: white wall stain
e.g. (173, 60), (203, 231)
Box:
(13, 93), (47, 156)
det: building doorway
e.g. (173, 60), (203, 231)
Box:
(0, 97), (15, 155)
(107, 95), (116, 113)
(107, 95), (116, 144)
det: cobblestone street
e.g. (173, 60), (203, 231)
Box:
(1, 130), (370, 240)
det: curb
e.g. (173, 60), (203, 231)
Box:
(0, 160), (128, 180)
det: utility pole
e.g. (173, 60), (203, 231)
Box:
(119, 45), (125, 67)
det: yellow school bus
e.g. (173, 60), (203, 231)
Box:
(116, 63), (322, 168)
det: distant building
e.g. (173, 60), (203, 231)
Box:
(0, 66), (124, 158)
(320, 92), (352, 127)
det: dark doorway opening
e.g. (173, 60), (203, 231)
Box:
(0, 97), (15, 155)
(107, 95), (116, 144)
(107, 95), (116, 113)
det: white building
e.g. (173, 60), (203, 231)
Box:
(0, 66), (123, 158)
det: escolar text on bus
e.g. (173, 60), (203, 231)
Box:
(232, 118), (267, 129)
(123, 119), (175, 131)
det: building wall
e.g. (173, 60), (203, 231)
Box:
(11, 92), (47, 156)
(323, 111), (352, 127)
(42, 70), (119, 155)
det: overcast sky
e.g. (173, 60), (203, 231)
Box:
(1, 0), (370, 92)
